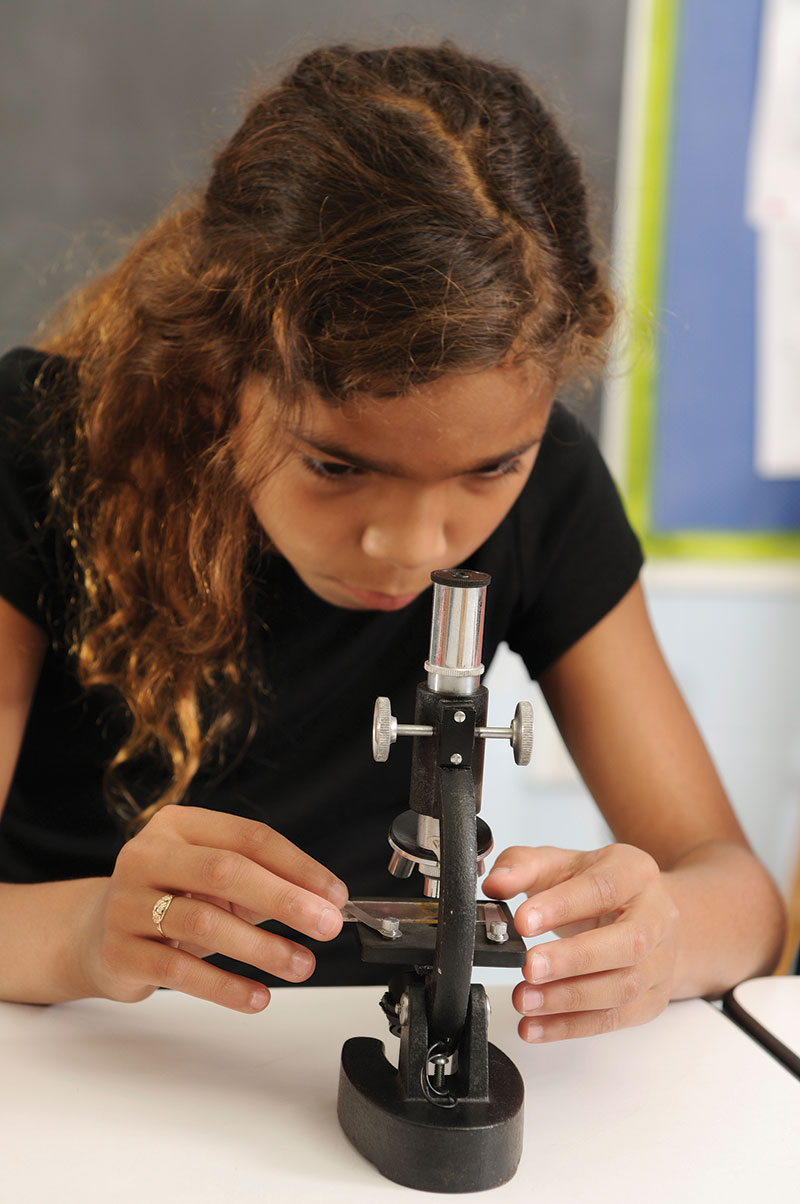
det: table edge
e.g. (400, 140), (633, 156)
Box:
(722, 982), (800, 1081)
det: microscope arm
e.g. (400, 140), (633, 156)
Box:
(427, 762), (478, 1049)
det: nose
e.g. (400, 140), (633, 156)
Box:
(361, 494), (448, 570)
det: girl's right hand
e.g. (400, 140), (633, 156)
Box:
(78, 805), (348, 1013)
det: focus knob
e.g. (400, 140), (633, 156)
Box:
(510, 701), (534, 765)
(372, 697), (396, 762)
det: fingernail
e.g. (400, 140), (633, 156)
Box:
(531, 952), (549, 982)
(326, 882), (349, 908)
(488, 865), (514, 877)
(521, 986), (543, 1012)
(317, 907), (338, 936)
(524, 908), (545, 937)
(291, 949), (314, 979)
(249, 986), (269, 1011)
(524, 1023), (544, 1043)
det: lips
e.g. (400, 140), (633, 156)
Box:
(333, 580), (427, 611)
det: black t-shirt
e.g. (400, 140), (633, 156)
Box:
(0, 346), (643, 984)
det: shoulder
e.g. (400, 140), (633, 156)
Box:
(0, 345), (77, 477)
(0, 346), (49, 384)
(0, 347), (59, 504)
(0, 346), (75, 439)
(495, 402), (643, 677)
(0, 344), (64, 395)
(529, 402), (618, 508)
(508, 401), (637, 561)
(0, 347), (72, 629)
(0, 346), (47, 414)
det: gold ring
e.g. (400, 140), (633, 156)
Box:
(152, 894), (175, 937)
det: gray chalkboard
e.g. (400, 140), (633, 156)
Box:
(2, 0), (627, 354)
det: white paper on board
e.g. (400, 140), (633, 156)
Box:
(754, 227), (800, 478)
(747, 0), (800, 226)
(747, 0), (800, 479)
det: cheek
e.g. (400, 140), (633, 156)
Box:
(454, 477), (531, 541)
(247, 481), (280, 539)
(249, 477), (357, 550)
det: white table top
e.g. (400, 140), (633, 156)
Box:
(726, 975), (800, 1073)
(3, 984), (798, 1203)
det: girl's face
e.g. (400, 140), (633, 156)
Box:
(240, 362), (553, 611)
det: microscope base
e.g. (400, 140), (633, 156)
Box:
(338, 986), (524, 1193)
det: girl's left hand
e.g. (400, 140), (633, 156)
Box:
(482, 843), (680, 1042)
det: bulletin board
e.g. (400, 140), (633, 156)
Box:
(619, 0), (800, 559)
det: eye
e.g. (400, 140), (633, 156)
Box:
(301, 455), (365, 481)
(471, 457), (523, 480)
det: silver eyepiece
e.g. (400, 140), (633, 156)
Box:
(425, 569), (490, 695)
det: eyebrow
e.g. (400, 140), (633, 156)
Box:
(290, 432), (545, 478)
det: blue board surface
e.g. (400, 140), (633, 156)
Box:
(653, 0), (800, 533)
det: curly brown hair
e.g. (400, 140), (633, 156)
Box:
(37, 43), (614, 824)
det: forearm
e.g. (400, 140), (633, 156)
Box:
(0, 878), (106, 1004)
(664, 840), (786, 1000)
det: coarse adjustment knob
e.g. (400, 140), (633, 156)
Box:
(372, 697), (396, 762)
(511, 701), (534, 766)
(372, 699), (435, 761)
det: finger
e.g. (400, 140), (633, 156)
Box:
(143, 806), (349, 907)
(516, 986), (669, 1043)
(149, 893), (317, 983)
(512, 845), (660, 938)
(513, 964), (653, 1019)
(127, 937), (272, 1014)
(180, 892), (266, 929)
(520, 907), (664, 986)
(143, 844), (345, 943)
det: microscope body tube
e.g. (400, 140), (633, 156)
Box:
(409, 570), (489, 824)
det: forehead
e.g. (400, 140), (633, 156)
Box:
(278, 363), (553, 477)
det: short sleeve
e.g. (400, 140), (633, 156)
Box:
(505, 404), (643, 677)
(0, 348), (57, 627)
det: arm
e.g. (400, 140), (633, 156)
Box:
(484, 580), (785, 1040)
(0, 595), (347, 1009)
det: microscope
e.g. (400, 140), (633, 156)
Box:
(337, 569), (533, 1193)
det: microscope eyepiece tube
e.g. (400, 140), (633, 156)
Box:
(425, 569), (491, 695)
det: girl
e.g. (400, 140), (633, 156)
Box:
(0, 43), (784, 1041)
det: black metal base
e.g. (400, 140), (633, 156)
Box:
(337, 985), (524, 1193)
